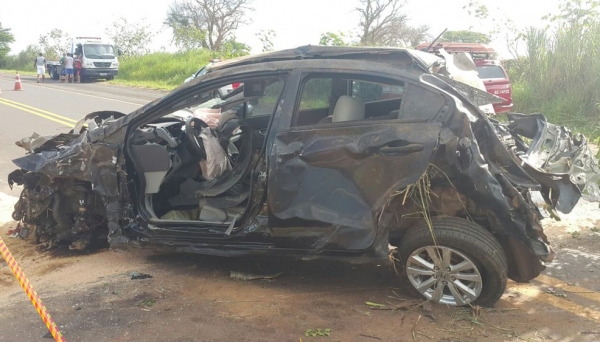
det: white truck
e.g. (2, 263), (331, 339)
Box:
(47, 37), (120, 82)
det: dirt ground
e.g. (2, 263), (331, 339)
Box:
(0, 196), (599, 342)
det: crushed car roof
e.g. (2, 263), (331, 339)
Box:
(210, 45), (442, 73)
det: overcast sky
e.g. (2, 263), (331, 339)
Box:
(2, 0), (560, 58)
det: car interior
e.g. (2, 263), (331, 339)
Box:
(126, 77), (282, 227)
(294, 76), (404, 127)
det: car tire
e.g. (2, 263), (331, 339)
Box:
(106, 75), (114, 81)
(396, 217), (507, 307)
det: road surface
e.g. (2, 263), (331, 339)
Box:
(0, 74), (599, 341)
(0, 74), (164, 194)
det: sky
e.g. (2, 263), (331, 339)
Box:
(1, 0), (561, 58)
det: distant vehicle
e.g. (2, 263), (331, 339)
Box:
(473, 59), (513, 113)
(47, 37), (120, 82)
(416, 42), (514, 113)
(184, 59), (241, 97)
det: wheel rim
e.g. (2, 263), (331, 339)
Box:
(406, 246), (483, 306)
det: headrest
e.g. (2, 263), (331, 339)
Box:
(332, 96), (365, 123)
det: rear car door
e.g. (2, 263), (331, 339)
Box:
(267, 71), (449, 251)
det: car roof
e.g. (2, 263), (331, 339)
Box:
(209, 45), (441, 73)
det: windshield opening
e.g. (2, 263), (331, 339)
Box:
(83, 44), (116, 59)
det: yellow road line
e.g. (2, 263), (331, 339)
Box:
(0, 98), (75, 127)
(0, 97), (77, 123)
(509, 282), (600, 323)
(535, 274), (600, 304)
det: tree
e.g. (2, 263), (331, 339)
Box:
(544, 0), (600, 26)
(0, 22), (15, 66)
(319, 32), (351, 46)
(219, 37), (251, 58)
(256, 29), (276, 52)
(39, 29), (71, 60)
(165, 0), (253, 52)
(355, 0), (429, 47)
(439, 30), (491, 44)
(4, 44), (39, 70)
(105, 17), (154, 57)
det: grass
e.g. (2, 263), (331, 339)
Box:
(110, 49), (213, 91)
(0, 69), (37, 77)
(505, 22), (600, 140)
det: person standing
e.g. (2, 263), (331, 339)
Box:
(64, 53), (75, 83)
(59, 52), (67, 82)
(33, 52), (46, 83)
(74, 53), (83, 83)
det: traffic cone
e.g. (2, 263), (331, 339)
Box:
(13, 73), (23, 91)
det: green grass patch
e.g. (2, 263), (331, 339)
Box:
(114, 49), (213, 91)
(0, 69), (37, 77)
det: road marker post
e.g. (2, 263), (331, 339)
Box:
(0, 237), (65, 341)
(13, 73), (23, 91)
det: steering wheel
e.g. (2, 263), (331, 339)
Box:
(185, 116), (209, 160)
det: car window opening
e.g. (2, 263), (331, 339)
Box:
(128, 77), (284, 227)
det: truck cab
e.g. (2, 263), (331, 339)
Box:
(72, 37), (119, 81)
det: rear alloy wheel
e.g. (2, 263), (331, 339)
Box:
(397, 217), (507, 307)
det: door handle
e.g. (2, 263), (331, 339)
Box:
(379, 143), (424, 154)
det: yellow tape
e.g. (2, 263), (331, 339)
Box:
(0, 237), (66, 342)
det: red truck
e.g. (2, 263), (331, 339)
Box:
(417, 42), (514, 113)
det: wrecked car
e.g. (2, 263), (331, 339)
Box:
(8, 46), (588, 307)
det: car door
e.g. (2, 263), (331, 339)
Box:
(266, 71), (449, 251)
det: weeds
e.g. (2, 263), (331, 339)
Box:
(506, 21), (600, 140)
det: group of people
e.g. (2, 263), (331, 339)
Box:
(33, 52), (83, 84)
(59, 52), (83, 83)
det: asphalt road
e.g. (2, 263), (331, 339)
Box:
(0, 74), (166, 194)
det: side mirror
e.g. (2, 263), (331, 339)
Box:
(117, 49), (123, 56)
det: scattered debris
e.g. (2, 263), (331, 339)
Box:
(129, 272), (153, 280)
(7, 224), (22, 238)
(351, 308), (372, 316)
(229, 271), (282, 281)
(138, 298), (156, 308)
(364, 302), (385, 308)
(411, 314), (422, 342)
(359, 333), (382, 340)
(546, 287), (568, 298)
(304, 328), (331, 337)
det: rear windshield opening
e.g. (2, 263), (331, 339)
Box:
(476, 65), (506, 79)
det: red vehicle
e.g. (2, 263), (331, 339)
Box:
(417, 42), (514, 113)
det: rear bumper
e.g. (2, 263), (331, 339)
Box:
(81, 68), (118, 77)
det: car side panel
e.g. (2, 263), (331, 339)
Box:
(266, 122), (441, 251)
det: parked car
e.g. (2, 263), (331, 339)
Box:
(9, 46), (585, 307)
(184, 59), (241, 97)
(417, 42), (514, 113)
